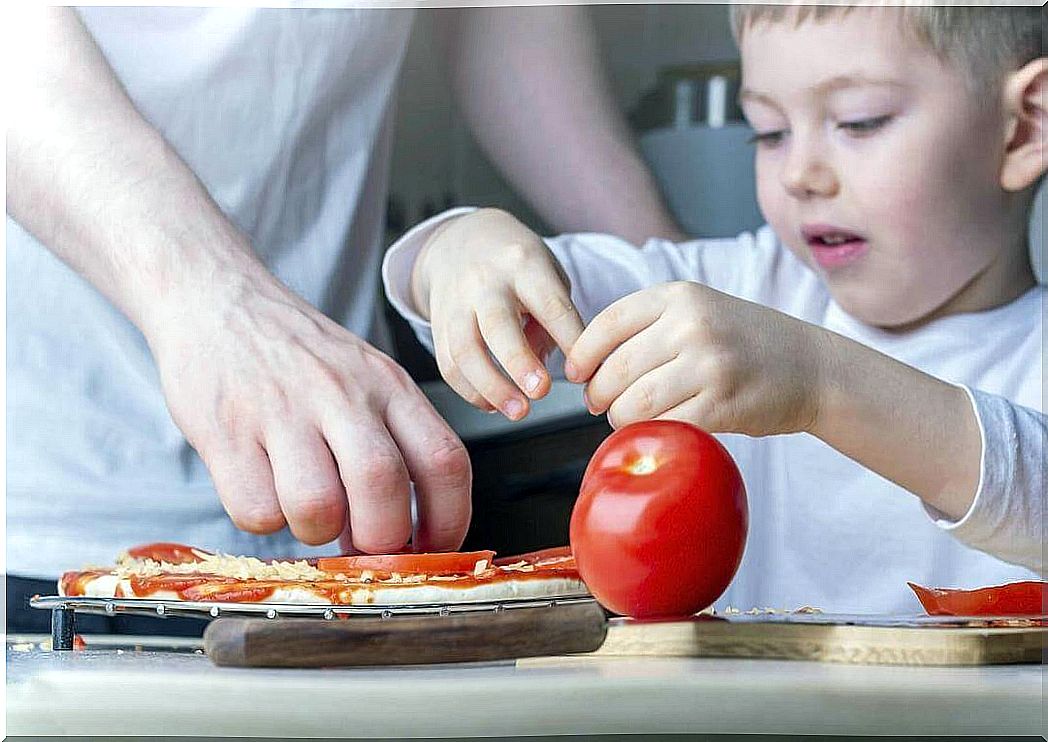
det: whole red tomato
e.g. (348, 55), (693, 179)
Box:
(570, 420), (747, 618)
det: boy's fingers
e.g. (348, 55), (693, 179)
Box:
(447, 319), (530, 420)
(606, 360), (692, 429)
(514, 269), (584, 358)
(655, 394), (722, 431)
(434, 335), (495, 412)
(568, 293), (661, 383)
(585, 328), (678, 414)
(475, 304), (550, 400)
(522, 315), (556, 365)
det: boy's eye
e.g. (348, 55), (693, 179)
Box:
(838, 115), (892, 135)
(747, 130), (786, 147)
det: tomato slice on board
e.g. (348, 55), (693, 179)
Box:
(126, 543), (211, 564)
(494, 546), (575, 569)
(316, 551), (496, 576)
(909, 581), (1048, 616)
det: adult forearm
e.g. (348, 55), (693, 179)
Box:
(6, 8), (271, 339)
(445, 6), (685, 244)
(811, 329), (982, 520)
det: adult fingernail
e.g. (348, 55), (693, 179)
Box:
(503, 399), (525, 419)
(564, 360), (578, 381)
(583, 389), (596, 414)
(523, 371), (542, 394)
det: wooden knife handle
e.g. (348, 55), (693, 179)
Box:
(204, 602), (608, 668)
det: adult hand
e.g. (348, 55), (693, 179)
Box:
(148, 273), (472, 553)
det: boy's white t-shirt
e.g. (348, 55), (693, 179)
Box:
(384, 209), (1045, 614)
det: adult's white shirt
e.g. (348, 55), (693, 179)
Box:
(8, 7), (414, 577)
(385, 209), (1046, 613)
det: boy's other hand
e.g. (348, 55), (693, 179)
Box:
(566, 281), (826, 436)
(411, 209), (584, 420)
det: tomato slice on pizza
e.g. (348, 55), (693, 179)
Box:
(315, 550), (496, 577)
(126, 542), (211, 564)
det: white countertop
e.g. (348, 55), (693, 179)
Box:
(6, 639), (1045, 737)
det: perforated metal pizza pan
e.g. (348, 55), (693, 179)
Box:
(29, 593), (600, 651)
(29, 593), (597, 621)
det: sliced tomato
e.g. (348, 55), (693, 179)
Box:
(316, 550), (496, 576)
(909, 581), (1048, 616)
(494, 546), (575, 569)
(126, 543), (210, 564)
(128, 574), (235, 597)
(179, 582), (278, 603)
(59, 570), (108, 597)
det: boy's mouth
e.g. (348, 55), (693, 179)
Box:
(801, 224), (869, 270)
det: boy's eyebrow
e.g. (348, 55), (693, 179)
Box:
(739, 74), (905, 106)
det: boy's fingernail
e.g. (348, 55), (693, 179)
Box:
(523, 371), (542, 394)
(565, 360), (578, 381)
(503, 399), (525, 419)
(583, 390), (596, 414)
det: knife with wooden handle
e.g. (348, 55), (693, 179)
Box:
(204, 601), (608, 668)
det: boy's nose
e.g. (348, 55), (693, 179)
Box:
(781, 149), (838, 200)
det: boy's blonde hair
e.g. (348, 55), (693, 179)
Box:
(730, 5), (1044, 92)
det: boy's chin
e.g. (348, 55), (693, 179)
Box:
(828, 287), (929, 330)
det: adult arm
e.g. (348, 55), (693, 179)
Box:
(442, 6), (686, 244)
(7, 7), (471, 553)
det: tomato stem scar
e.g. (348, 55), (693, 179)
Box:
(627, 455), (659, 475)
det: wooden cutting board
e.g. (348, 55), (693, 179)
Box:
(203, 603), (1046, 668)
(593, 615), (1047, 666)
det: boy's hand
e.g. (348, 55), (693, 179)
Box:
(411, 209), (585, 419)
(566, 281), (826, 436)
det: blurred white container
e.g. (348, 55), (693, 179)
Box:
(640, 123), (763, 239)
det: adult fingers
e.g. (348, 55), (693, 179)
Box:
(323, 416), (412, 554)
(606, 359), (695, 429)
(263, 425), (347, 545)
(567, 292), (662, 383)
(385, 389), (472, 553)
(204, 440), (286, 535)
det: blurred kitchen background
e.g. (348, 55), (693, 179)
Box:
(383, 5), (1045, 553)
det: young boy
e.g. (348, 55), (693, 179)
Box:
(383, 6), (1046, 612)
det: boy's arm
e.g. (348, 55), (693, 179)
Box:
(568, 280), (1044, 575)
(813, 336), (1045, 574)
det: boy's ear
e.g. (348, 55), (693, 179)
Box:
(1000, 57), (1048, 192)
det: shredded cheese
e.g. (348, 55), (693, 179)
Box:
(115, 552), (328, 581)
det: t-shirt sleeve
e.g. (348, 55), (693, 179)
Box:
(382, 208), (793, 356)
(926, 386), (1046, 575)
(381, 207), (477, 355)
